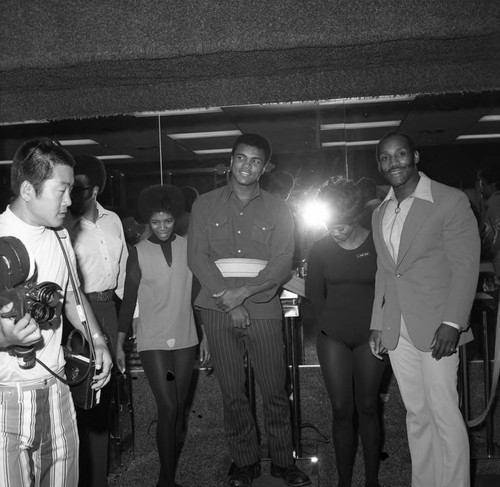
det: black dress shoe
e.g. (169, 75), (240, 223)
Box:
(227, 462), (261, 487)
(270, 463), (311, 487)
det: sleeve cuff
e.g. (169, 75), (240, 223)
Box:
(442, 321), (460, 331)
(212, 289), (227, 298)
(132, 302), (139, 319)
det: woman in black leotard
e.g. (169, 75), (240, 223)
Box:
(306, 176), (386, 487)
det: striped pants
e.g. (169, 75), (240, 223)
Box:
(0, 378), (79, 487)
(201, 309), (293, 468)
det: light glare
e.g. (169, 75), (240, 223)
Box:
(300, 199), (330, 229)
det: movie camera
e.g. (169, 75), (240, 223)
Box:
(0, 236), (61, 369)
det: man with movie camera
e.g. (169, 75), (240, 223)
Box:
(0, 138), (113, 486)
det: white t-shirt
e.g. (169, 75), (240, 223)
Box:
(0, 206), (77, 383)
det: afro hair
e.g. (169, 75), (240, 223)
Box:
(74, 154), (107, 194)
(137, 184), (185, 223)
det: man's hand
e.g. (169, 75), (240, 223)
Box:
(198, 333), (210, 366)
(228, 305), (251, 329)
(91, 337), (113, 390)
(430, 323), (460, 360)
(369, 330), (387, 360)
(216, 287), (247, 312)
(0, 302), (42, 348)
(115, 330), (130, 374)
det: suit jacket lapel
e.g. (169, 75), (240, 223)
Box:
(397, 198), (435, 266)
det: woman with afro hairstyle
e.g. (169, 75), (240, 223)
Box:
(116, 184), (209, 487)
(305, 177), (386, 487)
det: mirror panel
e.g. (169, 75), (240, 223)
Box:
(1, 91), (499, 364)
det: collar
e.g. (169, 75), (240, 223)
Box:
(148, 232), (177, 267)
(6, 205), (46, 233)
(84, 201), (109, 223)
(223, 179), (262, 203)
(68, 201), (110, 227)
(96, 201), (110, 217)
(382, 171), (434, 206)
(364, 198), (382, 208)
(148, 233), (177, 245)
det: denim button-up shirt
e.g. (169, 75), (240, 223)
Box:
(188, 181), (294, 319)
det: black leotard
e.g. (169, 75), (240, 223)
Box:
(306, 232), (377, 348)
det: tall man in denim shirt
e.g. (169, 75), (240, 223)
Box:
(188, 134), (310, 487)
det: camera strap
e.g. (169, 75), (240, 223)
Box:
(34, 229), (96, 386)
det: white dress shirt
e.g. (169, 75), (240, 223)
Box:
(67, 202), (128, 299)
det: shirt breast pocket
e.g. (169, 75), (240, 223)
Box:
(208, 216), (229, 241)
(251, 219), (274, 245)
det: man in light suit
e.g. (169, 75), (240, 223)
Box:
(369, 132), (480, 487)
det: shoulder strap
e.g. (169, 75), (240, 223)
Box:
(34, 229), (96, 385)
(53, 228), (96, 361)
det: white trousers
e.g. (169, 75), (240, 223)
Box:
(389, 320), (470, 487)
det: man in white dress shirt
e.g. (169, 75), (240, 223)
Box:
(369, 132), (480, 487)
(64, 154), (129, 487)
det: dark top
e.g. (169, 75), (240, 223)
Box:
(306, 231), (377, 346)
(187, 180), (294, 319)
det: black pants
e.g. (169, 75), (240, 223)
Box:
(77, 299), (118, 487)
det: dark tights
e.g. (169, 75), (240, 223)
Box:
(317, 333), (386, 487)
(140, 347), (196, 487)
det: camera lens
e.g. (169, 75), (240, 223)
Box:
(12, 346), (36, 369)
(30, 302), (56, 323)
(28, 282), (61, 307)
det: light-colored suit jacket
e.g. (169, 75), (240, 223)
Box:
(370, 178), (481, 351)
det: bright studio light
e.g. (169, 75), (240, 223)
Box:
(300, 199), (331, 229)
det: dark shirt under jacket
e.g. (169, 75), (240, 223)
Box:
(188, 181), (294, 320)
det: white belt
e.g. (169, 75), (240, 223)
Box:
(214, 258), (305, 297)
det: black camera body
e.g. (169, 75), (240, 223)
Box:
(0, 276), (61, 324)
(0, 236), (62, 368)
